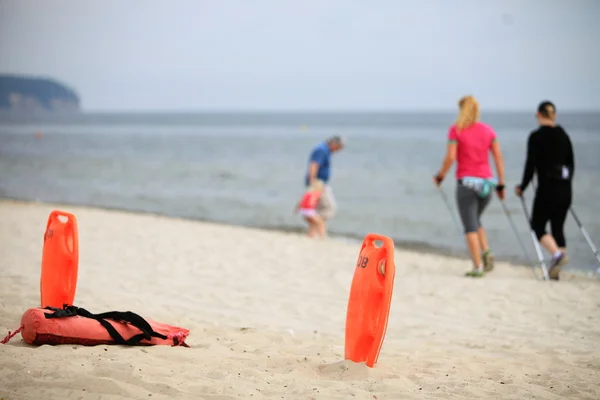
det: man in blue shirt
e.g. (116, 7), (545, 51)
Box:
(303, 136), (344, 233)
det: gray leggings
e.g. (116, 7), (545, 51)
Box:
(456, 183), (492, 233)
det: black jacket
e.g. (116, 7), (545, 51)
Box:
(519, 124), (574, 191)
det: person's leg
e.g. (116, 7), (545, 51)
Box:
(456, 185), (484, 276)
(304, 216), (317, 237)
(547, 194), (571, 279)
(315, 185), (336, 233)
(539, 234), (560, 254)
(477, 227), (489, 252)
(550, 188), (571, 252)
(475, 193), (494, 271)
(531, 192), (559, 255)
(465, 234), (483, 275)
(323, 185), (337, 219)
(550, 207), (569, 251)
(314, 215), (326, 238)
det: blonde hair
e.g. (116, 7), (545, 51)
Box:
(455, 95), (480, 132)
(307, 179), (325, 193)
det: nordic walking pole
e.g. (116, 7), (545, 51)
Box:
(518, 195), (550, 281)
(499, 200), (545, 279)
(437, 187), (462, 235)
(568, 207), (600, 270)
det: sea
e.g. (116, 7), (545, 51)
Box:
(1, 111), (599, 274)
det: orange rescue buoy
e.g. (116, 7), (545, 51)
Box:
(18, 305), (190, 347)
(40, 210), (79, 308)
(344, 233), (396, 367)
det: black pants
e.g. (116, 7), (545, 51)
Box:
(531, 183), (572, 247)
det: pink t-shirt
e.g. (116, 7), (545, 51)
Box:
(447, 121), (496, 179)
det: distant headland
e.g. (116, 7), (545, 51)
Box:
(0, 74), (80, 112)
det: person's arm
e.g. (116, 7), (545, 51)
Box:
(437, 142), (457, 179)
(434, 127), (457, 184)
(307, 162), (319, 185)
(490, 139), (505, 186)
(307, 149), (326, 185)
(518, 133), (536, 191)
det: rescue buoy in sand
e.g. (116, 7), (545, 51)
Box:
(40, 210), (79, 308)
(5, 305), (190, 347)
(344, 233), (396, 367)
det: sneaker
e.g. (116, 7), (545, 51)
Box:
(465, 269), (484, 278)
(548, 252), (569, 280)
(482, 250), (495, 272)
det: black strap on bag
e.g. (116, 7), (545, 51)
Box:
(44, 305), (168, 345)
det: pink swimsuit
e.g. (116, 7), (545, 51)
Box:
(298, 191), (321, 217)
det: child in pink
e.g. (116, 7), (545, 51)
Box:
(295, 179), (325, 237)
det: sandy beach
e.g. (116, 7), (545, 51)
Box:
(1, 199), (599, 400)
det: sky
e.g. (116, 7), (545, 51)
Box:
(0, 0), (599, 112)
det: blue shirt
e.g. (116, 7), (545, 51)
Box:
(305, 141), (331, 186)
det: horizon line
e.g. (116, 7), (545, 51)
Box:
(73, 108), (600, 114)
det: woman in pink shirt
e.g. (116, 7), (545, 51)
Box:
(433, 96), (506, 277)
